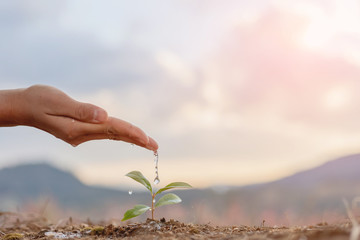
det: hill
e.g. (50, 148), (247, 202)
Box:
(0, 154), (360, 225)
(0, 163), (147, 218)
(178, 154), (360, 225)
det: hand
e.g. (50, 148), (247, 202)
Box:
(1, 85), (158, 151)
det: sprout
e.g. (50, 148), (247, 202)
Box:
(122, 171), (192, 221)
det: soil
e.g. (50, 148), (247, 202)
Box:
(0, 212), (356, 240)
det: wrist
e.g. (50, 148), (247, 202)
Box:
(0, 88), (27, 126)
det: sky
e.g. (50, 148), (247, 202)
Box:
(1, 0), (360, 190)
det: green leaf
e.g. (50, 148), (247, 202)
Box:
(122, 204), (151, 221)
(125, 171), (152, 192)
(155, 182), (192, 195)
(155, 193), (182, 208)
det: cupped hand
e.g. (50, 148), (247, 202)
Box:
(13, 85), (158, 150)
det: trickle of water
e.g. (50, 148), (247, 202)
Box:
(128, 190), (133, 195)
(154, 151), (158, 164)
(153, 151), (160, 184)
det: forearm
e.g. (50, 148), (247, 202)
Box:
(0, 88), (25, 126)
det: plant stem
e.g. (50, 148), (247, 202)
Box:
(151, 193), (155, 220)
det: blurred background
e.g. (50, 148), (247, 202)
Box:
(0, 0), (360, 226)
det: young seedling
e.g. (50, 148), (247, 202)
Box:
(122, 171), (192, 221)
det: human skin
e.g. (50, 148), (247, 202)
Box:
(0, 85), (158, 151)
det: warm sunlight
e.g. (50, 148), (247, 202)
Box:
(323, 86), (351, 111)
(2, 2), (360, 238)
(300, 0), (360, 50)
(301, 17), (334, 49)
(297, 4), (333, 50)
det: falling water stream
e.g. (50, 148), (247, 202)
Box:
(128, 149), (159, 195)
(153, 151), (160, 185)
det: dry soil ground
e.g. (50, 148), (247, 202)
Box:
(0, 212), (357, 240)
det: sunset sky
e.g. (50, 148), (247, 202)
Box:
(1, 0), (360, 190)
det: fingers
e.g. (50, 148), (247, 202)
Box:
(46, 115), (158, 151)
(75, 102), (108, 123)
(103, 117), (150, 146)
(147, 136), (158, 151)
(64, 101), (108, 123)
(47, 90), (108, 123)
(70, 133), (157, 151)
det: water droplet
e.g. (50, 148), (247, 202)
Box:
(149, 208), (152, 211)
(128, 190), (133, 195)
(154, 177), (160, 185)
(153, 199), (156, 203)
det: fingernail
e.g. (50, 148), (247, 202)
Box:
(146, 145), (155, 151)
(146, 137), (158, 151)
(93, 109), (107, 123)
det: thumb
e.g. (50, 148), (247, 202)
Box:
(74, 102), (108, 123)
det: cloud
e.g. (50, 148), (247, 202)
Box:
(157, 3), (360, 169)
(0, 1), (64, 28)
(1, 1), (360, 188)
(201, 6), (360, 131)
(0, 1), (170, 94)
(156, 51), (196, 88)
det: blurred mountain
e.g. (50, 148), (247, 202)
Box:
(178, 154), (360, 225)
(241, 153), (360, 206)
(270, 153), (360, 187)
(0, 154), (360, 225)
(0, 163), (147, 218)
